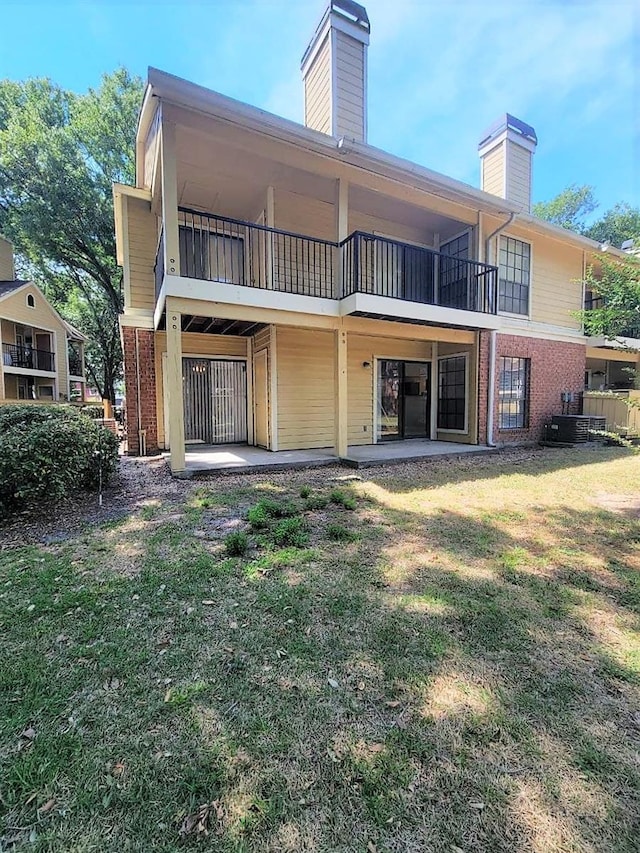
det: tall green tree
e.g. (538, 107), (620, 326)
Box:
(532, 183), (598, 232)
(0, 69), (143, 401)
(583, 202), (640, 247)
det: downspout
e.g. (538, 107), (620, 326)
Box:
(487, 330), (497, 447)
(484, 212), (517, 447)
(134, 328), (147, 456)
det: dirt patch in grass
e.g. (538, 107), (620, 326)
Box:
(1, 445), (639, 851)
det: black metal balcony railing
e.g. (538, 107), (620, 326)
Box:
(178, 208), (336, 299)
(68, 353), (83, 376)
(584, 295), (640, 339)
(340, 232), (498, 313)
(2, 342), (55, 372)
(155, 210), (499, 316)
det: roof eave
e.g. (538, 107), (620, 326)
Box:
(145, 67), (616, 258)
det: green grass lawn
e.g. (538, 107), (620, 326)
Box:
(1, 447), (639, 852)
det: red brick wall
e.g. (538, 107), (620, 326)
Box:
(477, 332), (586, 446)
(122, 326), (158, 455)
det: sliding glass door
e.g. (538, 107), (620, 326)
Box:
(377, 360), (430, 441)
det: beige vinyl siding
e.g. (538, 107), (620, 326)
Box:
(253, 327), (271, 352)
(334, 30), (365, 141)
(347, 334), (432, 445)
(1, 318), (15, 344)
(529, 238), (583, 329)
(348, 212), (432, 296)
(304, 33), (332, 136)
(0, 237), (14, 280)
(253, 326), (272, 449)
(507, 144), (532, 211)
(1, 284), (69, 400)
(276, 327), (335, 450)
(125, 196), (157, 312)
(143, 108), (160, 189)
(154, 331), (247, 447)
(272, 190), (336, 298)
(3, 374), (17, 398)
(481, 145), (505, 198)
(274, 190), (335, 241)
(348, 211), (430, 247)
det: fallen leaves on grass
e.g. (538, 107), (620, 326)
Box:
(178, 800), (225, 839)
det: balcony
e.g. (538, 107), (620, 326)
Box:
(341, 232), (497, 314)
(156, 209), (498, 321)
(2, 343), (55, 372)
(68, 352), (83, 376)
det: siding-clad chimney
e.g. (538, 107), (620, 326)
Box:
(478, 114), (537, 212)
(0, 236), (15, 280)
(301, 0), (370, 142)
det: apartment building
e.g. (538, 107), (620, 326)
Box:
(0, 236), (87, 404)
(114, 0), (638, 472)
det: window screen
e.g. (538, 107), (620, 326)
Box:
(438, 355), (466, 431)
(499, 356), (530, 429)
(499, 236), (530, 315)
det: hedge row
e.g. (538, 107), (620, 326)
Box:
(0, 405), (119, 518)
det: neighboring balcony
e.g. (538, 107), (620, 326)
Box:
(68, 352), (83, 377)
(155, 209), (499, 327)
(2, 342), (55, 372)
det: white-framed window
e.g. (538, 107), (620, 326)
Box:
(499, 236), (530, 316)
(27, 293), (36, 308)
(499, 356), (530, 429)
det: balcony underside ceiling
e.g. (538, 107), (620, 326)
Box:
(156, 313), (267, 337)
(349, 311), (483, 333)
(174, 125), (469, 243)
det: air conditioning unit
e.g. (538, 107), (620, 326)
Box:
(549, 415), (590, 443)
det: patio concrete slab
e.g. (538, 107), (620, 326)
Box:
(342, 439), (494, 468)
(174, 439), (495, 476)
(181, 444), (338, 476)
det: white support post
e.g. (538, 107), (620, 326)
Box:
(335, 325), (348, 457)
(430, 341), (438, 439)
(166, 301), (185, 473)
(266, 186), (275, 290)
(246, 336), (254, 446)
(335, 178), (349, 298)
(269, 324), (278, 451)
(160, 120), (180, 279)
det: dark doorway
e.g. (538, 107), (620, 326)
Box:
(377, 360), (430, 441)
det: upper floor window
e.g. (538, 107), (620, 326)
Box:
(26, 293), (35, 308)
(499, 236), (530, 316)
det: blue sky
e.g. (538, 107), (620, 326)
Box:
(1, 0), (637, 217)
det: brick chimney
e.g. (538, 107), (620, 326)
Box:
(301, 0), (370, 142)
(478, 114), (538, 212)
(0, 236), (15, 280)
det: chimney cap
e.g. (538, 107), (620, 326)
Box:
(302, 1), (370, 67)
(478, 113), (538, 151)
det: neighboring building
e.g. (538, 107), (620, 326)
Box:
(113, 0), (639, 472)
(0, 236), (87, 403)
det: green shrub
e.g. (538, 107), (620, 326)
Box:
(300, 485), (312, 499)
(326, 523), (358, 543)
(271, 517), (309, 548)
(330, 488), (357, 510)
(246, 498), (298, 529)
(225, 531), (249, 556)
(0, 404), (119, 518)
(305, 494), (329, 511)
